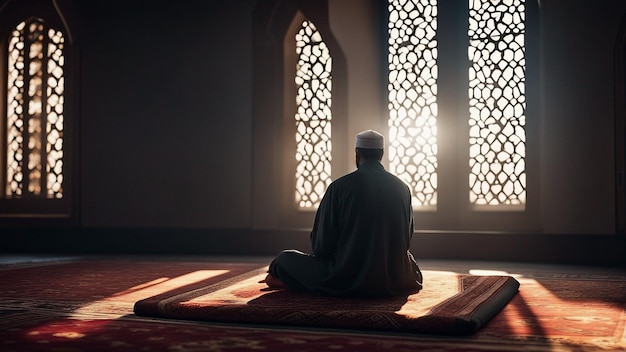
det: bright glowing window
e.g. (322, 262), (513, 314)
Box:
(294, 20), (332, 209)
(5, 18), (65, 199)
(387, 0), (526, 211)
(387, 0), (439, 210)
(468, 0), (526, 208)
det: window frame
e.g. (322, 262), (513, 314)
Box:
(385, 0), (541, 232)
(0, 1), (78, 226)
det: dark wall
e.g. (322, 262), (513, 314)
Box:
(76, 1), (256, 228)
(539, 1), (623, 234)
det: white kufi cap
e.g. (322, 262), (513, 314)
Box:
(355, 130), (384, 149)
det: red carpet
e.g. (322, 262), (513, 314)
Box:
(1, 258), (625, 351)
(134, 268), (519, 335)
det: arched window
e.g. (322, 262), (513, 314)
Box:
(294, 20), (333, 210)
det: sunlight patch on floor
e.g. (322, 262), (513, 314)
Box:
(24, 270), (234, 340)
(69, 270), (231, 320)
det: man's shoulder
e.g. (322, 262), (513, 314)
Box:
(332, 168), (404, 186)
(330, 170), (359, 187)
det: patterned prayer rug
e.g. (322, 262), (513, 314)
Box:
(133, 268), (519, 335)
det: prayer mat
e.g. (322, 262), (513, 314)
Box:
(133, 268), (520, 335)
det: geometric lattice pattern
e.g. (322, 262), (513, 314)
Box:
(387, 0), (438, 209)
(468, 0), (526, 207)
(5, 19), (64, 199)
(294, 20), (332, 209)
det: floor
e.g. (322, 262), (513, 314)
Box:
(1, 254), (626, 351)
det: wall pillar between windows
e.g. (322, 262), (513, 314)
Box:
(328, 0), (389, 169)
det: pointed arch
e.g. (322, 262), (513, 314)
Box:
(0, 0), (73, 44)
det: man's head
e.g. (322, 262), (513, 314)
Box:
(355, 130), (384, 166)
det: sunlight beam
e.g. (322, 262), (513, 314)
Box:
(68, 270), (230, 320)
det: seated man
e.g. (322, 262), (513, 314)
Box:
(264, 130), (423, 297)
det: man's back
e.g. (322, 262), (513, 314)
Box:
(310, 160), (423, 297)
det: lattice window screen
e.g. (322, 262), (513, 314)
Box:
(294, 20), (332, 209)
(5, 19), (64, 199)
(468, 0), (526, 207)
(387, 0), (438, 209)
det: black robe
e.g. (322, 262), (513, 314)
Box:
(270, 160), (423, 297)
